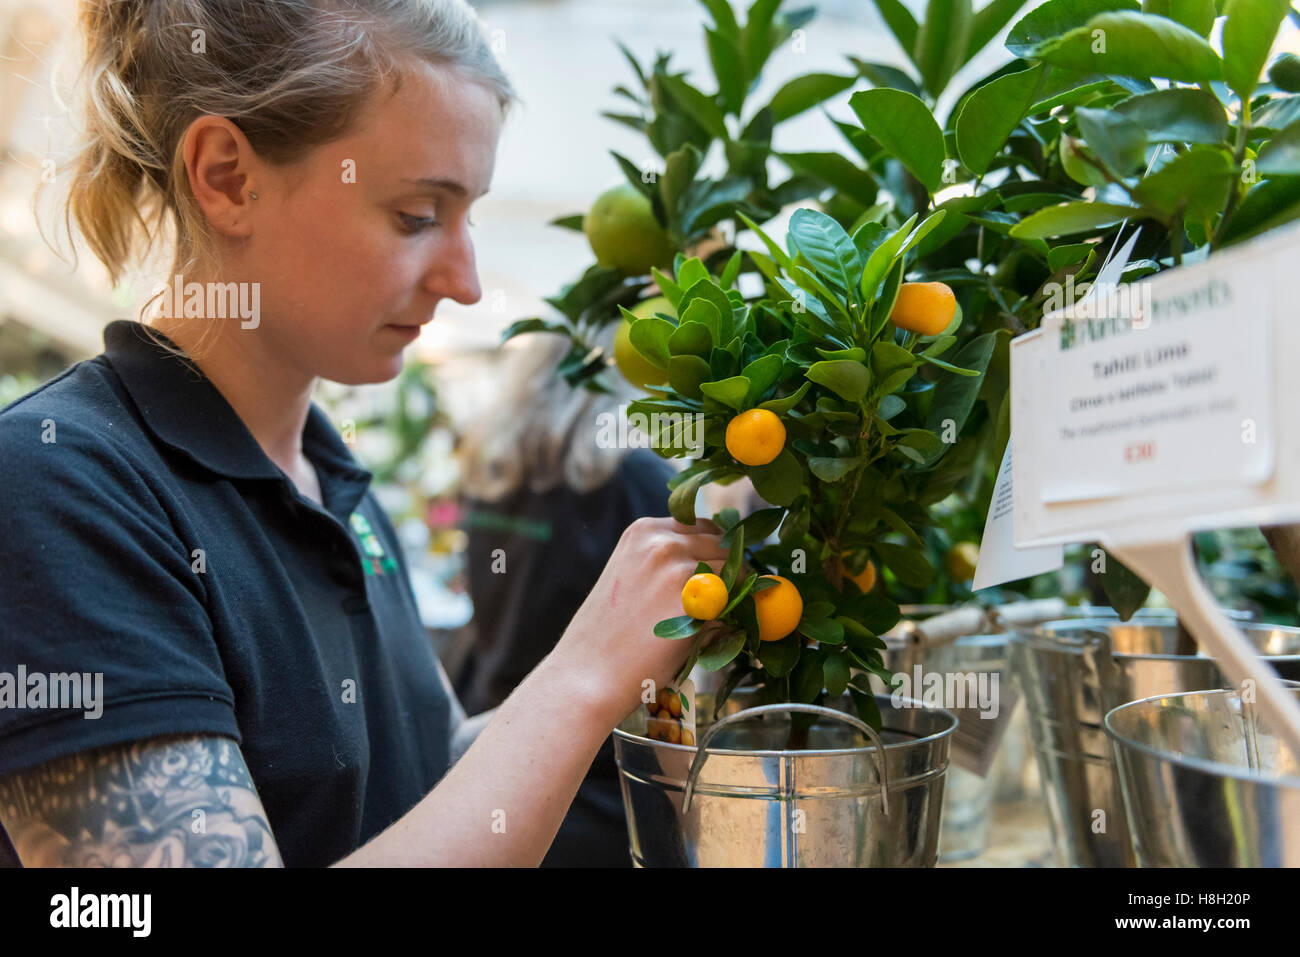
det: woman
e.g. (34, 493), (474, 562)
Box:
(455, 328), (678, 866)
(0, 0), (722, 867)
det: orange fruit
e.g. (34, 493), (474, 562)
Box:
(840, 554), (876, 593)
(665, 721), (682, 744)
(888, 282), (957, 336)
(753, 574), (803, 642)
(681, 572), (728, 620)
(725, 409), (786, 467)
(681, 728), (696, 747)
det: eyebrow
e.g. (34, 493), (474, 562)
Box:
(401, 177), (490, 199)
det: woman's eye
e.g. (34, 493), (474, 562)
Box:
(397, 212), (441, 233)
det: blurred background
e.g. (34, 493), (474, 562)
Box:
(2, 0), (1296, 663)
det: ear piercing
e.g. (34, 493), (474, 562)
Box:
(250, 191), (260, 200)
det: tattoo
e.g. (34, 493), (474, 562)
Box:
(0, 735), (282, 867)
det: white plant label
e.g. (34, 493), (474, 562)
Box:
(1012, 220), (1300, 548)
(1034, 263), (1272, 503)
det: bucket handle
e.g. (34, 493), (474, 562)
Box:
(680, 702), (890, 817)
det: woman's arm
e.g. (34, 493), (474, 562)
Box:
(335, 516), (727, 866)
(0, 734), (283, 867)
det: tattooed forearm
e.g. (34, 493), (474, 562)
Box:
(0, 734), (283, 867)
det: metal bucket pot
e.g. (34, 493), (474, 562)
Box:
(1011, 616), (1300, 867)
(1106, 686), (1300, 866)
(612, 688), (957, 867)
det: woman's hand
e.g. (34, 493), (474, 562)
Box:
(547, 516), (730, 728)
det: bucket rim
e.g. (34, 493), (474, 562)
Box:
(1011, 617), (1300, 663)
(1103, 686), (1300, 788)
(612, 693), (958, 758)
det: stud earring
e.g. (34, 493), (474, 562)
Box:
(249, 191), (260, 200)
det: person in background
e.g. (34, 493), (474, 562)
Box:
(455, 323), (676, 866)
(0, 0), (725, 868)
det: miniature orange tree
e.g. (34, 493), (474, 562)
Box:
(631, 206), (996, 732)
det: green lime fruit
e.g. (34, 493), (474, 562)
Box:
(1059, 135), (1108, 188)
(613, 296), (674, 390)
(584, 184), (675, 276)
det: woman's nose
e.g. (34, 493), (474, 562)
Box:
(424, 222), (482, 306)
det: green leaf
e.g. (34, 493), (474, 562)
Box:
(757, 632), (801, 677)
(791, 648), (826, 703)
(719, 571), (760, 617)
(925, 331), (997, 443)
(1098, 548), (1152, 619)
(622, 310), (675, 368)
(760, 381), (812, 414)
(1221, 0), (1292, 102)
(914, 0), (975, 96)
(789, 208), (862, 293)
(823, 651), (851, 697)
(698, 629), (747, 670)
(1257, 123), (1300, 176)
(871, 0), (921, 60)
(737, 210), (795, 272)
(1074, 105), (1147, 175)
(700, 375), (751, 409)
(749, 448), (802, 506)
(807, 359), (871, 402)
(781, 152), (879, 208)
(1165, 0), (1217, 36)
(849, 89), (946, 193)
(668, 321), (714, 358)
(1030, 10), (1224, 82)
(499, 317), (571, 341)
(808, 455), (863, 482)
(1132, 148), (1233, 221)
(654, 615), (704, 639)
(721, 526), (745, 590)
(706, 29), (747, 115)
(668, 354), (713, 398)
(1009, 200), (1141, 238)
(1269, 52), (1300, 93)
(658, 72), (729, 140)
(767, 72), (858, 122)
(1220, 176), (1300, 246)
(860, 213), (918, 302)
(741, 353), (784, 405)
(874, 542), (936, 588)
(1006, 0), (1140, 57)
(899, 208), (951, 257)
(967, 0), (1038, 61)
(955, 64), (1048, 175)
(801, 615), (846, 644)
(1111, 88), (1228, 143)
(668, 466), (723, 524)
(721, 508), (786, 550)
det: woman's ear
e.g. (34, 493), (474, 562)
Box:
(181, 115), (258, 239)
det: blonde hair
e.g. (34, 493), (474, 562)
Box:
(51, 0), (518, 352)
(457, 323), (653, 500)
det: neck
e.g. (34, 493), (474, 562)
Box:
(151, 314), (315, 476)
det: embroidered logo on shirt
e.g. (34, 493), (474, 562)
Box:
(349, 512), (399, 576)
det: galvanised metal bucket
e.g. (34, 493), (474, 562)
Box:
(1011, 616), (1300, 867)
(1106, 686), (1300, 866)
(612, 689), (957, 867)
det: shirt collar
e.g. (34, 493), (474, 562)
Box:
(102, 320), (373, 520)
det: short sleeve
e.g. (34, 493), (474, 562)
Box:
(0, 409), (240, 777)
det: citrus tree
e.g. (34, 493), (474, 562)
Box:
(626, 203), (993, 734)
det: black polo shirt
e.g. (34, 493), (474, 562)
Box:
(0, 320), (462, 866)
